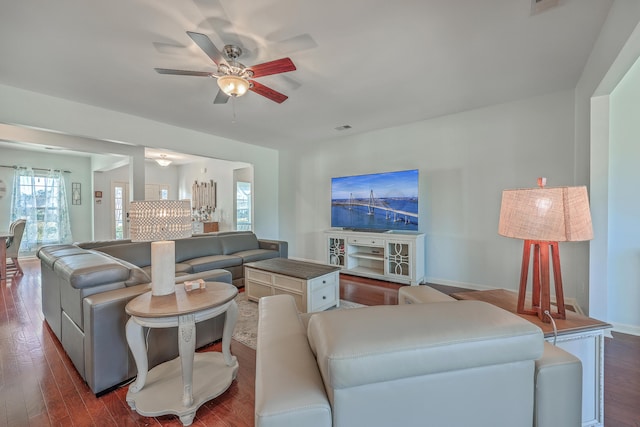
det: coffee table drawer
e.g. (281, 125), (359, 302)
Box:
(310, 283), (338, 312)
(246, 268), (272, 285)
(309, 271), (337, 288)
(273, 274), (304, 293)
(348, 237), (383, 246)
(246, 280), (273, 301)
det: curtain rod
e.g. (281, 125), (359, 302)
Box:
(0, 164), (71, 173)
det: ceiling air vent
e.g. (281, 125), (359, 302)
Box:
(531, 0), (558, 15)
(335, 125), (352, 131)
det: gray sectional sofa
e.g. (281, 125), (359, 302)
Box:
(38, 231), (287, 395)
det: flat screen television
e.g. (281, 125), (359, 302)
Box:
(331, 169), (419, 232)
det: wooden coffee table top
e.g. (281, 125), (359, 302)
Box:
(245, 258), (340, 280)
(451, 289), (611, 338)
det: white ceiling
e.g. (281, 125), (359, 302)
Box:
(0, 0), (613, 151)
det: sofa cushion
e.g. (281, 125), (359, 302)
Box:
(232, 249), (279, 263)
(221, 233), (259, 255)
(75, 239), (132, 249)
(38, 244), (87, 269)
(175, 263), (193, 274)
(183, 255), (242, 273)
(96, 242), (151, 268)
(94, 251), (151, 287)
(141, 263), (193, 278)
(53, 252), (130, 289)
(307, 301), (543, 392)
(174, 236), (223, 263)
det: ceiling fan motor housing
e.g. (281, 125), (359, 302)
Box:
(223, 45), (242, 60)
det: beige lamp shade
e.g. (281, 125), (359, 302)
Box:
(129, 200), (192, 242)
(498, 186), (593, 242)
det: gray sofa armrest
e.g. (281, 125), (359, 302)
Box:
(534, 342), (582, 427)
(258, 239), (288, 258)
(83, 283), (151, 394)
(255, 294), (331, 427)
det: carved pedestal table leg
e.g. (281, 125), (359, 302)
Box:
(221, 300), (238, 369)
(125, 317), (148, 402)
(178, 314), (196, 409)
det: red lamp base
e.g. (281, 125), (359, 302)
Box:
(517, 240), (566, 323)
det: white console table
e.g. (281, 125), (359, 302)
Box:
(452, 289), (611, 427)
(325, 229), (425, 285)
(125, 282), (239, 426)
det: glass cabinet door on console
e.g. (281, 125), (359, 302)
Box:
(328, 236), (346, 267)
(385, 240), (412, 281)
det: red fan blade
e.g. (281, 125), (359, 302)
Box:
(155, 68), (214, 77)
(248, 58), (296, 78)
(249, 80), (288, 103)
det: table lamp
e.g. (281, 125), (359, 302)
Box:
(129, 200), (192, 296)
(498, 178), (593, 322)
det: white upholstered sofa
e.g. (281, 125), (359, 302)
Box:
(255, 289), (582, 427)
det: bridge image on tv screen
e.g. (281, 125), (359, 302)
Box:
(331, 169), (419, 231)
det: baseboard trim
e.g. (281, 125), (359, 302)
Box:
(610, 322), (640, 337)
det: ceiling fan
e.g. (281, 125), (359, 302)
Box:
(155, 31), (296, 104)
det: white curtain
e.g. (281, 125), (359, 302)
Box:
(10, 168), (73, 254)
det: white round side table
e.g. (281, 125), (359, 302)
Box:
(125, 281), (239, 426)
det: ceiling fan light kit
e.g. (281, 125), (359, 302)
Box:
(154, 31), (296, 104)
(217, 75), (250, 97)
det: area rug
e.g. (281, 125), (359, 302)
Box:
(232, 292), (366, 350)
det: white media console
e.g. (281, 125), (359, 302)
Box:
(325, 229), (425, 285)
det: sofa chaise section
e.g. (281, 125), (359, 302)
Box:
(256, 294), (582, 427)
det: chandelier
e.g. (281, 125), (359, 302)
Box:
(155, 154), (172, 167)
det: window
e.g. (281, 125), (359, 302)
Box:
(236, 181), (252, 231)
(112, 182), (129, 240)
(10, 168), (73, 254)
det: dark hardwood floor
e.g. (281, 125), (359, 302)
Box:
(1, 260), (639, 426)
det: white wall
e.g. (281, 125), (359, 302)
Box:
(0, 146), (93, 244)
(608, 56), (640, 331)
(178, 158), (251, 231)
(146, 162), (179, 199)
(279, 90), (592, 308)
(580, 0), (640, 331)
(0, 84), (280, 240)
